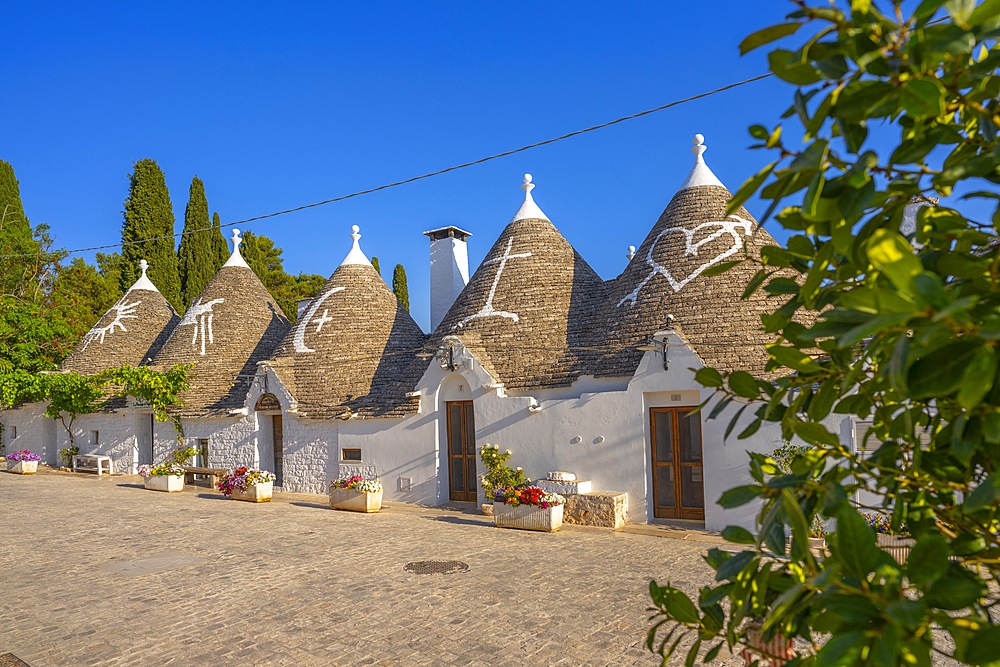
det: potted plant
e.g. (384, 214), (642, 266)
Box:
(219, 466), (275, 503)
(493, 486), (565, 532)
(137, 463), (185, 492)
(862, 512), (912, 563)
(6, 450), (41, 475)
(479, 444), (528, 516)
(329, 475), (383, 513)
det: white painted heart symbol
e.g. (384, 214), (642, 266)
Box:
(618, 216), (752, 307)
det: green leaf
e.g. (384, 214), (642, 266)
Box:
(728, 371), (760, 399)
(907, 341), (982, 399)
(968, 0), (1000, 26)
(694, 367), (724, 388)
(700, 259), (744, 277)
(768, 345), (823, 374)
(832, 507), (882, 578)
(957, 346), (997, 410)
(900, 79), (947, 117)
(925, 564), (986, 610)
(964, 473), (1000, 511)
(792, 420), (840, 447)
(965, 624), (1000, 665)
(906, 536), (950, 587)
(816, 631), (866, 667)
(715, 550), (755, 581)
(886, 599), (927, 630)
(721, 525), (756, 544)
(739, 22), (804, 55)
(728, 162), (778, 216)
(866, 229), (923, 294)
(662, 588), (700, 624)
(769, 49), (822, 85)
(718, 485), (763, 508)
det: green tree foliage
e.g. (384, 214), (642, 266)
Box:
(0, 159), (61, 302)
(0, 364), (191, 449)
(239, 230), (324, 322)
(211, 212), (229, 270)
(371, 256), (381, 276)
(177, 176), (216, 310)
(648, 3), (1000, 666)
(0, 299), (74, 373)
(120, 159), (181, 310)
(48, 258), (123, 344)
(392, 263), (409, 311)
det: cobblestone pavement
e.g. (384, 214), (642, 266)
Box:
(0, 470), (738, 667)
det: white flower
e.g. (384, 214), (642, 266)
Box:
(505, 449), (512, 455)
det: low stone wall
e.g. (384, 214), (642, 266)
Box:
(563, 492), (628, 529)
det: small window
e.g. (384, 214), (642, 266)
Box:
(10, 425), (16, 441)
(190, 438), (209, 467)
(90, 430), (100, 447)
(341, 448), (362, 462)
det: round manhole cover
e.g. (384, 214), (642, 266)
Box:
(404, 560), (469, 575)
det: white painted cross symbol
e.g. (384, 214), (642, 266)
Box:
(312, 309), (333, 333)
(453, 236), (532, 329)
(294, 287), (346, 353)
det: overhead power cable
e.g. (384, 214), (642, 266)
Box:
(2, 73), (773, 259)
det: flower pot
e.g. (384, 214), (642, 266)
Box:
(877, 533), (913, 564)
(329, 487), (382, 513)
(740, 622), (794, 666)
(229, 481), (273, 503)
(7, 460), (38, 475)
(144, 474), (184, 492)
(493, 502), (563, 532)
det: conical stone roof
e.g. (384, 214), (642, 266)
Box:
(593, 135), (787, 378)
(266, 225), (427, 419)
(61, 260), (179, 374)
(432, 175), (605, 391)
(151, 230), (290, 417)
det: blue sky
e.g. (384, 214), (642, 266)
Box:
(2, 2), (906, 330)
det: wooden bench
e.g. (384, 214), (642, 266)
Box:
(182, 466), (228, 489)
(73, 454), (114, 476)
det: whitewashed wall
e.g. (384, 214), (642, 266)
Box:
(1, 403), (58, 465)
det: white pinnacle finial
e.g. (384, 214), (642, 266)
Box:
(678, 132), (725, 190)
(627, 245), (636, 261)
(223, 227), (250, 268)
(340, 224), (372, 266)
(512, 172), (548, 222)
(130, 258), (158, 292)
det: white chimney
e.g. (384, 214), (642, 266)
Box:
(423, 226), (472, 331)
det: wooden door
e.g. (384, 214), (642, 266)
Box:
(272, 415), (283, 487)
(651, 407), (704, 520)
(446, 401), (477, 501)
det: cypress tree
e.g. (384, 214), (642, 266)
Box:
(212, 212), (229, 268)
(177, 177), (215, 308)
(392, 264), (409, 312)
(120, 159), (181, 309)
(371, 256), (381, 276)
(0, 159), (45, 299)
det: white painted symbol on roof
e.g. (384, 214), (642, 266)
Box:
(453, 236), (532, 329)
(618, 216), (752, 306)
(80, 298), (142, 350)
(178, 297), (225, 356)
(312, 309), (332, 333)
(294, 287), (346, 353)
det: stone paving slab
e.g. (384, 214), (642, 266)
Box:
(0, 470), (741, 666)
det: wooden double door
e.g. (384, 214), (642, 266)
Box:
(650, 407), (705, 520)
(446, 401), (478, 502)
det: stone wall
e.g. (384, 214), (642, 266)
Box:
(563, 492), (628, 529)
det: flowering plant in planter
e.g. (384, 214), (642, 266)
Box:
(219, 467), (275, 496)
(493, 486), (565, 509)
(861, 512), (909, 537)
(7, 450), (41, 462)
(137, 463), (185, 477)
(479, 443), (528, 502)
(330, 475), (382, 493)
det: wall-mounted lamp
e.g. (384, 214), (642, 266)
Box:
(484, 382), (504, 390)
(527, 397), (542, 414)
(338, 409), (355, 421)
